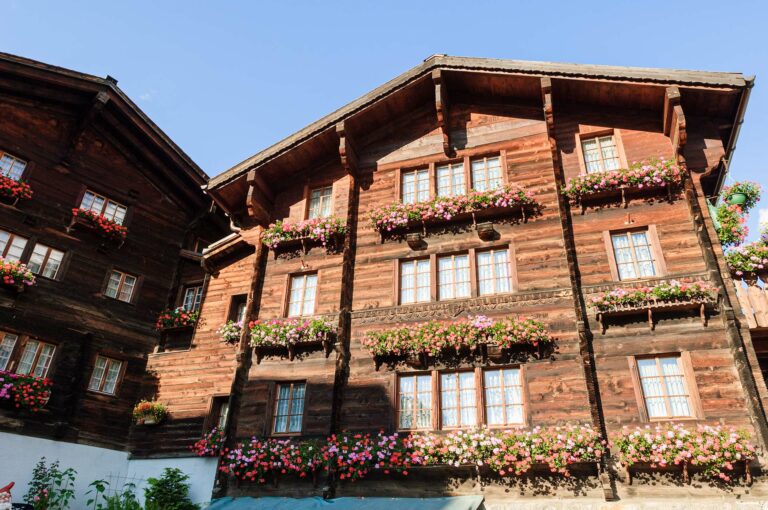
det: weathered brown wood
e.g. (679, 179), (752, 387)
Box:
(432, 69), (451, 156)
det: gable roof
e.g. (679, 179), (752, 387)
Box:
(208, 54), (751, 190)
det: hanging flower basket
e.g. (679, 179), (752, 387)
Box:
(262, 217), (346, 253)
(69, 208), (128, 243)
(0, 257), (36, 292)
(249, 318), (336, 363)
(590, 280), (718, 333)
(370, 185), (536, 237)
(725, 241), (768, 278)
(722, 181), (760, 211)
(0, 370), (52, 412)
(155, 307), (199, 332)
(0, 175), (32, 206)
(132, 400), (168, 426)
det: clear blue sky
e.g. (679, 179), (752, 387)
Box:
(3, 1), (766, 239)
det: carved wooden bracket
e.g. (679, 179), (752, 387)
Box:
(432, 70), (452, 156)
(540, 77), (558, 163)
(246, 169), (273, 225)
(336, 121), (359, 176)
(60, 90), (110, 167)
(664, 86), (687, 161)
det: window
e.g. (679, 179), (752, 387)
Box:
(636, 355), (693, 419)
(182, 285), (204, 312)
(87, 355), (123, 395)
(272, 382), (306, 434)
(400, 259), (430, 304)
(581, 135), (620, 173)
(471, 156), (502, 192)
(80, 190), (128, 225)
(27, 244), (65, 279)
(214, 399), (230, 430)
(287, 274), (317, 317)
(105, 270), (137, 303)
(401, 169), (429, 204)
(440, 371), (477, 428)
(436, 162), (465, 197)
(0, 229), (28, 261)
(398, 374), (433, 430)
(308, 186), (333, 219)
(484, 368), (524, 426)
(0, 152), (27, 181)
(228, 294), (248, 323)
(476, 249), (511, 296)
(438, 254), (470, 300)
(0, 332), (18, 371)
(611, 230), (657, 280)
(16, 340), (55, 378)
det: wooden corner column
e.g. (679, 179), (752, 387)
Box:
(432, 69), (453, 156)
(541, 76), (616, 500)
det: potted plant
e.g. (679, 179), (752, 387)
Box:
(155, 307), (199, 331)
(0, 257), (36, 292)
(0, 174), (33, 205)
(217, 320), (243, 344)
(132, 400), (168, 425)
(722, 181), (761, 210)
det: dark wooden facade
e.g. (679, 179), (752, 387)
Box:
(0, 53), (225, 450)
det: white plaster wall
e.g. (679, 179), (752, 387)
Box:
(0, 432), (217, 509)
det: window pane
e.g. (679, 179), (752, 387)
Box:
(80, 191), (96, 211)
(0, 154), (26, 180)
(437, 163), (465, 197)
(302, 275), (317, 315)
(0, 333), (18, 371)
(105, 271), (122, 299)
(119, 275), (137, 302)
(33, 343), (55, 378)
(102, 360), (122, 394)
(16, 341), (39, 375)
(88, 356), (107, 391)
(26, 245), (48, 275)
(308, 186), (333, 219)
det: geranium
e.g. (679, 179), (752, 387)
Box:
(71, 208), (128, 241)
(0, 174), (32, 201)
(219, 437), (298, 483)
(249, 318), (335, 348)
(362, 315), (551, 357)
(722, 181), (761, 211)
(561, 159), (682, 202)
(370, 185), (535, 233)
(590, 280), (718, 312)
(613, 423), (756, 481)
(191, 427), (226, 457)
(716, 203), (748, 247)
(132, 400), (168, 423)
(328, 431), (412, 481)
(155, 307), (199, 330)
(0, 370), (52, 412)
(725, 241), (768, 277)
(0, 257), (36, 288)
(262, 217), (346, 250)
(218, 320), (243, 344)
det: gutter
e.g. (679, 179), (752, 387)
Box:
(714, 75), (755, 195)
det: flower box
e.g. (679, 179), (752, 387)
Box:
(218, 320), (243, 344)
(364, 315), (551, 370)
(69, 208), (128, 244)
(726, 241), (768, 278)
(590, 280), (718, 334)
(0, 175), (32, 206)
(249, 318), (336, 364)
(370, 185), (536, 239)
(155, 307), (199, 332)
(262, 217), (346, 254)
(191, 427), (226, 457)
(613, 423), (756, 484)
(562, 159), (683, 213)
(0, 257), (36, 293)
(132, 400), (168, 426)
(0, 370), (52, 412)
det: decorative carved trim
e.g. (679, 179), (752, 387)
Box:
(432, 69), (452, 156)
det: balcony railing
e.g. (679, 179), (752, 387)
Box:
(734, 277), (768, 329)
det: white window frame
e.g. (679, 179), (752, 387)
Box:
(272, 381), (306, 435)
(27, 244), (65, 280)
(399, 259), (431, 304)
(16, 340), (55, 378)
(483, 368), (525, 426)
(436, 162), (465, 197)
(80, 190), (128, 225)
(105, 270), (138, 303)
(476, 248), (512, 296)
(307, 185), (333, 219)
(437, 254), (471, 300)
(610, 230), (657, 281)
(182, 285), (204, 312)
(0, 332), (19, 371)
(471, 156), (503, 192)
(581, 135), (621, 174)
(401, 168), (430, 204)
(0, 151), (27, 181)
(87, 355), (123, 395)
(636, 355), (694, 419)
(287, 274), (317, 317)
(0, 229), (28, 262)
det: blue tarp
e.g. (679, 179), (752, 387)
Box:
(206, 496), (484, 510)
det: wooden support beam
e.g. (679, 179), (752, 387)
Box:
(663, 86), (687, 160)
(246, 169), (273, 224)
(60, 90), (110, 168)
(336, 121), (359, 175)
(432, 70), (452, 156)
(540, 77), (558, 164)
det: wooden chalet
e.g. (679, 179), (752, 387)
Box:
(0, 52), (226, 451)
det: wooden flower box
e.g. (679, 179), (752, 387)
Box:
(573, 183), (679, 214)
(623, 459), (752, 486)
(269, 233), (344, 257)
(67, 214), (126, 248)
(0, 281), (27, 294)
(479, 342), (545, 363)
(158, 324), (196, 334)
(254, 338), (334, 364)
(595, 297), (717, 334)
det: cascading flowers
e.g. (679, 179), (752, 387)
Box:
(725, 240), (768, 277)
(155, 307), (199, 330)
(218, 320), (243, 344)
(561, 158), (682, 202)
(262, 217), (347, 250)
(249, 318), (335, 348)
(0, 370), (52, 412)
(219, 437), (313, 483)
(71, 208), (128, 241)
(715, 203), (748, 247)
(191, 427), (227, 457)
(0, 257), (36, 288)
(0, 174), (33, 201)
(722, 181), (761, 211)
(370, 185), (535, 233)
(613, 423), (756, 481)
(590, 280), (718, 312)
(362, 315), (551, 357)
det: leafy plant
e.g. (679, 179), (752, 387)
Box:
(249, 318), (335, 348)
(0, 256), (36, 287)
(144, 468), (198, 510)
(715, 203), (748, 247)
(561, 158), (683, 201)
(262, 217), (346, 249)
(155, 307), (199, 330)
(132, 400), (168, 424)
(86, 480), (141, 510)
(217, 320), (243, 344)
(24, 458), (77, 510)
(190, 427), (226, 457)
(589, 280), (718, 312)
(722, 181), (761, 211)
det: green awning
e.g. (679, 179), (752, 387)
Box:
(206, 496), (484, 510)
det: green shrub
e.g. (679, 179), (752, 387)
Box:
(144, 468), (198, 510)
